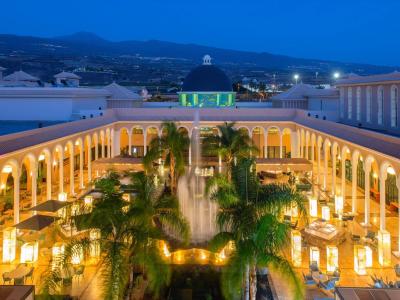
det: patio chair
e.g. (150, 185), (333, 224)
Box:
(25, 267), (34, 283)
(2, 272), (12, 284)
(319, 279), (336, 293)
(310, 261), (320, 272)
(14, 276), (24, 285)
(351, 234), (361, 243)
(365, 231), (376, 241)
(395, 264), (400, 277)
(303, 272), (316, 286)
(74, 265), (85, 283)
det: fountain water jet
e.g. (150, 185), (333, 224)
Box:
(178, 110), (218, 244)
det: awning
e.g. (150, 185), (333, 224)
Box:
(29, 200), (69, 213)
(14, 214), (58, 231)
(255, 158), (312, 172)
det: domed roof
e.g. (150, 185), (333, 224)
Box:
(182, 64), (232, 92)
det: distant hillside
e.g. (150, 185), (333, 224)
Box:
(0, 32), (396, 74)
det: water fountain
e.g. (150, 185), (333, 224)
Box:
(177, 110), (218, 244)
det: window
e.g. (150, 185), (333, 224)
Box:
(347, 87), (352, 119)
(377, 86), (384, 125)
(356, 87), (361, 121)
(391, 85), (398, 127)
(339, 87), (344, 118)
(366, 86), (372, 123)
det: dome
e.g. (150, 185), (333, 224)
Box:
(182, 64), (232, 92)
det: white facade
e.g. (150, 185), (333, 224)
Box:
(0, 87), (109, 121)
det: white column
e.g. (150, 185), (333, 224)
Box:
(218, 154), (222, 173)
(95, 138), (99, 160)
(264, 129), (268, 158)
(128, 131), (132, 155)
(311, 141), (315, 162)
(143, 133), (147, 156)
(188, 143), (192, 166)
(305, 135), (309, 160)
(101, 136), (105, 158)
(46, 157), (52, 200)
(397, 177), (400, 252)
(323, 146), (328, 191)
(317, 145), (321, 185)
(364, 162), (371, 226)
(79, 144), (84, 189)
(331, 148), (337, 196)
(107, 133), (111, 158)
(31, 166), (37, 209)
(87, 139), (92, 183)
(299, 133), (303, 158)
(379, 172), (387, 230)
(69, 147), (74, 195)
(351, 156), (358, 214)
(13, 170), (20, 224)
(279, 132), (283, 158)
(341, 155), (346, 201)
(59, 152), (64, 193)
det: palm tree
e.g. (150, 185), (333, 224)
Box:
(203, 122), (257, 181)
(41, 171), (189, 300)
(208, 158), (306, 300)
(144, 121), (190, 193)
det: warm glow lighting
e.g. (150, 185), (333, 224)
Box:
(387, 167), (396, 175)
(53, 160), (57, 166)
(378, 230), (391, 267)
(52, 242), (65, 270)
(0, 183), (5, 190)
(326, 246), (338, 273)
(90, 229), (101, 259)
(335, 195), (343, 214)
(84, 195), (94, 212)
(365, 246), (372, 268)
(2, 165), (12, 174)
(321, 206), (330, 221)
(71, 245), (83, 265)
(38, 154), (45, 161)
(75, 141), (80, 146)
(122, 193), (131, 202)
(309, 198), (318, 217)
(309, 247), (320, 268)
(2, 227), (16, 263)
(354, 245), (367, 275)
(291, 204), (298, 218)
(58, 192), (67, 202)
(291, 230), (302, 267)
(21, 242), (39, 263)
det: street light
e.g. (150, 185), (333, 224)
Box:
(293, 74), (299, 84)
(333, 72), (340, 80)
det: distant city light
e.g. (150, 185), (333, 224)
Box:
(333, 72), (340, 79)
(293, 74), (299, 84)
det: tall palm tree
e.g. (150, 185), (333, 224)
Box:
(203, 122), (257, 181)
(41, 171), (189, 300)
(208, 158), (306, 300)
(144, 121), (190, 193)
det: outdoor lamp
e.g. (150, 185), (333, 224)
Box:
(291, 230), (302, 267)
(354, 245), (366, 275)
(309, 198), (318, 217)
(326, 246), (338, 273)
(2, 227), (16, 263)
(21, 242), (39, 263)
(321, 206), (330, 221)
(378, 230), (391, 267)
(309, 246), (320, 268)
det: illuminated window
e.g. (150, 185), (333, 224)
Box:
(347, 87), (352, 119)
(378, 86), (384, 125)
(366, 86), (372, 123)
(391, 85), (398, 127)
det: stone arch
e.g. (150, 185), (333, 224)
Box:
(119, 127), (130, 156)
(266, 126), (281, 158)
(251, 126), (265, 158)
(282, 128), (292, 158)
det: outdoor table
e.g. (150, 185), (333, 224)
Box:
(7, 265), (31, 283)
(312, 272), (329, 284)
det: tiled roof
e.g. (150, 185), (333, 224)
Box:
(3, 71), (39, 82)
(271, 84), (338, 101)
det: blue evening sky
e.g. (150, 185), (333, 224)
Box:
(2, 0), (399, 66)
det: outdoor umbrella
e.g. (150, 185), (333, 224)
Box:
(14, 214), (58, 231)
(29, 199), (69, 213)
